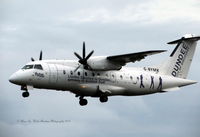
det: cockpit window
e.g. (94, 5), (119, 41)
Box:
(34, 64), (43, 70)
(22, 65), (34, 69)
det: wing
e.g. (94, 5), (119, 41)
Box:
(107, 50), (166, 65)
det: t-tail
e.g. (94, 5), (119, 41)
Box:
(158, 34), (200, 79)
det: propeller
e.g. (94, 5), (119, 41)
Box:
(39, 50), (42, 60)
(74, 42), (94, 71)
(31, 50), (43, 61)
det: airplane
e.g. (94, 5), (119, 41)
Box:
(9, 34), (200, 106)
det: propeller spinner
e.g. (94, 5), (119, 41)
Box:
(74, 42), (94, 71)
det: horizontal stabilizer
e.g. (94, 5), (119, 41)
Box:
(168, 34), (200, 44)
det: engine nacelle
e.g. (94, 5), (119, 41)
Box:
(87, 56), (122, 71)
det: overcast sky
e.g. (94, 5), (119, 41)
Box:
(1, 0), (200, 137)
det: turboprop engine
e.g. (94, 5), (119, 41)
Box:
(87, 56), (122, 71)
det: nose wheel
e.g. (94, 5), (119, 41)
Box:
(22, 91), (29, 98)
(21, 86), (30, 98)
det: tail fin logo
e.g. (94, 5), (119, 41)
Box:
(171, 42), (189, 77)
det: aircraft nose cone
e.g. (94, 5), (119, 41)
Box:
(9, 73), (19, 84)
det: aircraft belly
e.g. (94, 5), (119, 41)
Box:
(68, 82), (126, 97)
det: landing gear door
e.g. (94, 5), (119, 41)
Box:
(48, 64), (58, 83)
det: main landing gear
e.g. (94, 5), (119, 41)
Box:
(99, 96), (108, 103)
(21, 86), (30, 98)
(79, 96), (88, 106)
(76, 95), (108, 106)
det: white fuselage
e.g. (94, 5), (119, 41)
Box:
(8, 34), (200, 105)
(9, 60), (196, 97)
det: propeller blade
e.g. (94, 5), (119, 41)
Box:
(85, 50), (94, 61)
(74, 64), (81, 72)
(73, 42), (94, 70)
(74, 52), (82, 60)
(83, 41), (85, 59)
(31, 57), (35, 61)
(39, 50), (42, 60)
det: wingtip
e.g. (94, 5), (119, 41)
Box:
(153, 50), (167, 53)
(161, 50), (167, 52)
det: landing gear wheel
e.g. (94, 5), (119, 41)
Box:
(99, 96), (108, 103)
(79, 99), (88, 106)
(22, 92), (29, 98)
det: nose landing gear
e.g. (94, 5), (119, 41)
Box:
(22, 91), (29, 98)
(21, 86), (30, 98)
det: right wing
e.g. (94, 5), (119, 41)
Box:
(107, 50), (166, 66)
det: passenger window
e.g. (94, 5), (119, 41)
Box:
(85, 72), (87, 76)
(22, 65), (33, 69)
(78, 71), (80, 76)
(34, 64), (43, 70)
(92, 73), (95, 77)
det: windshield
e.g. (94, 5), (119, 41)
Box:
(22, 64), (43, 70)
(22, 65), (34, 69)
(34, 64), (43, 70)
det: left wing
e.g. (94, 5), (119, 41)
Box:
(107, 50), (166, 65)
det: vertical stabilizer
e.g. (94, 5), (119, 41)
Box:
(158, 34), (200, 79)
